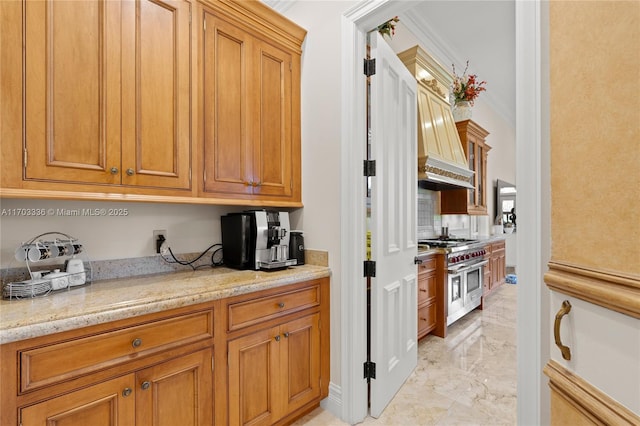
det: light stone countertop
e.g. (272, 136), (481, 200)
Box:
(0, 265), (331, 345)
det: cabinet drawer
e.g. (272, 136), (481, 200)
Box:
(417, 257), (437, 273)
(418, 273), (437, 304)
(20, 309), (214, 393)
(228, 285), (320, 331)
(491, 240), (505, 252)
(418, 303), (436, 334)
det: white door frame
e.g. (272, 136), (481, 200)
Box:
(339, 1), (546, 424)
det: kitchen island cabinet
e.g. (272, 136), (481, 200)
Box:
(0, 267), (330, 426)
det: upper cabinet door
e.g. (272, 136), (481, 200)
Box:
(121, 0), (191, 190)
(202, 12), (253, 196)
(24, 0), (122, 184)
(251, 40), (293, 198)
(23, 0), (191, 190)
(201, 10), (299, 202)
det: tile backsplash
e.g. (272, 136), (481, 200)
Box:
(417, 188), (440, 239)
(417, 188), (491, 239)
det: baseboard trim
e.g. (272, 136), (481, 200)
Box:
(320, 382), (343, 420)
(544, 360), (640, 425)
(545, 262), (640, 318)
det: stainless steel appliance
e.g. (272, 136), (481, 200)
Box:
(419, 238), (487, 325)
(221, 210), (297, 270)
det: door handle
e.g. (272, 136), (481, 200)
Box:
(554, 300), (572, 360)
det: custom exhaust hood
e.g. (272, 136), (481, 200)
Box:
(398, 46), (474, 190)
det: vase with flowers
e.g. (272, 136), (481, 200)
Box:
(451, 60), (486, 121)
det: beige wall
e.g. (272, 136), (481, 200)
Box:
(550, 1), (640, 275)
(547, 0), (640, 416)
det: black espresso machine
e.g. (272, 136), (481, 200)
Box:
(221, 210), (297, 270)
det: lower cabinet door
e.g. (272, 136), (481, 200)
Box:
(136, 348), (213, 426)
(228, 325), (281, 426)
(20, 375), (136, 425)
(280, 313), (321, 414)
(418, 303), (436, 337)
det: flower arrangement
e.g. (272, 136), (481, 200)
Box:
(451, 61), (486, 106)
(377, 16), (399, 38)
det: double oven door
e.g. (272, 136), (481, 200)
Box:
(447, 259), (488, 325)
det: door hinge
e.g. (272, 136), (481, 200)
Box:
(363, 160), (376, 177)
(203, 16), (206, 31)
(212, 355), (214, 371)
(364, 58), (376, 77)
(364, 361), (376, 380)
(23, 148), (27, 168)
(364, 260), (376, 277)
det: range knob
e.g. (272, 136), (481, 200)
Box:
(465, 254), (470, 260)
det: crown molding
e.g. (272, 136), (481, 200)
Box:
(400, 12), (515, 127)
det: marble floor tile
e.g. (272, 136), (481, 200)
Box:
(294, 283), (517, 426)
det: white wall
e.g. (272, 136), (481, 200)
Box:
(0, 198), (240, 266)
(281, 0), (358, 405)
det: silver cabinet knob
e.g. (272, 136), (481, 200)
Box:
(141, 381), (151, 390)
(283, 332), (289, 338)
(122, 387), (132, 397)
(278, 302), (285, 308)
(126, 168), (135, 176)
(110, 167), (119, 175)
(132, 338), (142, 348)
(274, 335), (280, 342)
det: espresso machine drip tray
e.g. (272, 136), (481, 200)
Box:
(258, 259), (298, 270)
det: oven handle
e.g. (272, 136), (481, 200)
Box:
(447, 259), (488, 274)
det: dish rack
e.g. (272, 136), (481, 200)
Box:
(2, 232), (92, 300)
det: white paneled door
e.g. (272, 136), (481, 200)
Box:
(368, 32), (418, 418)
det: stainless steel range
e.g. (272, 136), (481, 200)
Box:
(419, 238), (487, 326)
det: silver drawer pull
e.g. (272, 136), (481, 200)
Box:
(277, 302), (285, 308)
(132, 338), (142, 348)
(141, 381), (151, 390)
(122, 387), (132, 397)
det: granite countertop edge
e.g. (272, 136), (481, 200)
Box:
(0, 265), (331, 345)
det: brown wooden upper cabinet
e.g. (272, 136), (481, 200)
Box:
(200, 9), (302, 203)
(2, 0), (305, 205)
(441, 119), (491, 215)
(23, 0), (191, 190)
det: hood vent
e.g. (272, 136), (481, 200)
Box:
(398, 46), (474, 190)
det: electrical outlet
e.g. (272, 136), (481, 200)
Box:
(153, 230), (167, 254)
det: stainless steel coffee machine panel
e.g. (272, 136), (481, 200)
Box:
(221, 210), (297, 270)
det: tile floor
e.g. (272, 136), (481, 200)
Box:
(295, 283), (518, 425)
